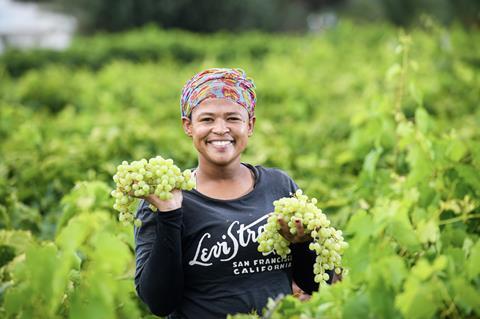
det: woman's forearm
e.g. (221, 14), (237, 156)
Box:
(137, 208), (184, 316)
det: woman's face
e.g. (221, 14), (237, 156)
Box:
(182, 98), (255, 167)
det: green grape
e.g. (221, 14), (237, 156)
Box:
(134, 218), (142, 227)
(257, 189), (348, 285)
(111, 155), (196, 226)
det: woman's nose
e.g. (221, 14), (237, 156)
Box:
(212, 119), (230, 134)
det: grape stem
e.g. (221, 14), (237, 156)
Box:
(438, 213), (480, 225)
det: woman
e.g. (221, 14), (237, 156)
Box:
(134, 68), (321, 318)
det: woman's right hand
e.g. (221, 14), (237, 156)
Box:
(142, 189), (183, 212)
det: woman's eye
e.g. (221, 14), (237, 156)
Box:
(228, 117), (241, 121)
(201, 118), (213, 122)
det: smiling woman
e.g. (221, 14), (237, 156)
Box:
(133, 68), (324, 319)
(183, 98), (255, 200)
(185, 99), (254, 170)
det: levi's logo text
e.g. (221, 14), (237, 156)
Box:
(188, 215), (292, 275)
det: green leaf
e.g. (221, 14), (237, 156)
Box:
(395, 279), (440, 319)
(0, 230), (34, 254)
(397, 121), (415, 152)
(58, 181), (114, 232)
(467, 239), (480, 280)
(391, 221), (419, 249)
(387, 216), (420, 252)
(90, 231), (131, 275)
(411, 259), (433, 280)
(455, 164), (480, 195)
(386, 63), (401, 80)
(451, 278), (480, 316)
(345, 210), (374, 239)
(342, 293), (370, 319)
(415, 108), (430, 134)
(55, 213), (91, 251)
(4, 283), (29, 316)
(4, 242), (71, 317)
(343, 238), (371, 284)
(444, 247), (466, 274)
(432, 255), (448, 271)
(416, 219), (439, 244)
(362, 147), (383, 178)
(70, 287), (115, 319)
(441, 226), (467, 248)
(446, 139), (467, 162)
(406, 145), (433, 186)
(379, 255), (408, 290)
(368, 275), (399, 318)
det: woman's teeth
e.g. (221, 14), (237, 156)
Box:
(210, 141), (232, 146)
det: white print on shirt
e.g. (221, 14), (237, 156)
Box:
(232, 256), (292, 275)
(189, 214), (273, 267)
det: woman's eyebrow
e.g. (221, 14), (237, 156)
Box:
(197, 111), (242, 117)
(196, 112), (215, 117)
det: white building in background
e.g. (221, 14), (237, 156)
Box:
(307, 11), (337, 33)
(0, 0), (76, 53)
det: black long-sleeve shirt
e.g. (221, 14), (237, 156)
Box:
(134, 164), (319, 318)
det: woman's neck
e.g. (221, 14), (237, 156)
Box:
(194, 158), (254, 199)
(195, 158), (245, 181)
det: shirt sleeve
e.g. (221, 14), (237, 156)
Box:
(290, 242), (319, 294)
(134, 201), (184, 316)
(291, 242), (336, 294)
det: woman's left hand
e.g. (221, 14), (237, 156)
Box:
(277, 216), (312, 244)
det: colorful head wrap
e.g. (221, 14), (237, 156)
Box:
(180, 68), (256, 119)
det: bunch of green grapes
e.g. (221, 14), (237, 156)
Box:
(111, 156), (195, 226)
(258, 190), (348, 284)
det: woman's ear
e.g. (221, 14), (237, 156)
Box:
(182, 116), (193, 137)
(248, 116), (256, 136)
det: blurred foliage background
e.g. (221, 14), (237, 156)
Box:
(14, 0), (480, 33)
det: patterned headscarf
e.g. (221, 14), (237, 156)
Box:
(180, 68), (256, 119)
